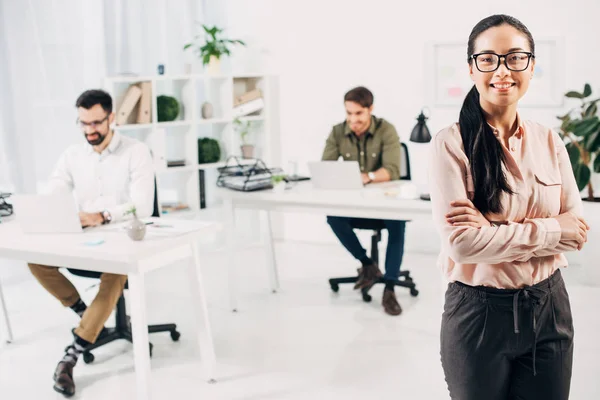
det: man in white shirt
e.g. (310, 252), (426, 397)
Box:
(27, 89), (154, 397)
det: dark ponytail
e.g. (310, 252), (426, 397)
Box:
(460, 14), (534, 214)
(459, 86), (513, 214)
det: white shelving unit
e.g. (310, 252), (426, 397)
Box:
(104, 73), (280, 217)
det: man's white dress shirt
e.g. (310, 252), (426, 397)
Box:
(48, 131), (155, 222)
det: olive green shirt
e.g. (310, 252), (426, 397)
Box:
(321, 116), (401, 180)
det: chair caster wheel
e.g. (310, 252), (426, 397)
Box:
(170, 330), (181, 341)
(410, 288), (419, 297)
(362, 293), (372, 302)
(330, 283), (339, 293)
(149, 343), (153, 358)
(83, 352), (95, 364)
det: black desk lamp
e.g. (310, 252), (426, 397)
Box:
(409, 110), (431, 200)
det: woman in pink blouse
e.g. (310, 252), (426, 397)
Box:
(429, 14), (590, 400)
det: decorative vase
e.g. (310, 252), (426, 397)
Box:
(126, 215), (147, 241)
(207, 56), (221, 75)
(201, 102), (214, 119)
(241, 144), (254, 159)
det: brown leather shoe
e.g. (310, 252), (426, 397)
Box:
(53, 361), (75, 397)
(353, 262), (383, 290)
(382, 289), (402, 316)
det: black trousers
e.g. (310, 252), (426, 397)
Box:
(441, 269), (574, 400)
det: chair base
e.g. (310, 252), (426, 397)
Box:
(81, 320), (180, 364)
(328, 270), (419, 303)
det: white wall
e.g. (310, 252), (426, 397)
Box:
(216, 0), (600, 251)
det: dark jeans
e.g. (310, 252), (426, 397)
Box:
(441, 269), (574, 400)
(326, 216), (406, 281)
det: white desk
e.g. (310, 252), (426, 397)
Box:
(0, 218), (218, 400)
(218, 182), (433, 311)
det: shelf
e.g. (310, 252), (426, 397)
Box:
(238, 115), (265, 122)
(157, 165), (198, 174)
(156, 120), (193, 128)
(106, 73), (272, 84)
(114, 123), (154, 131)
(197, 117), (231, 125)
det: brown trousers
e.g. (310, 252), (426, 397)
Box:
(28, 263), (127, 344)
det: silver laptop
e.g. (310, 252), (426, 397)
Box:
(11, 193), (83, 233)
(307, 161), (364, 190)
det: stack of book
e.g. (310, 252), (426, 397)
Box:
(116, 82), (152, 125)
(232, 88), (264, 117)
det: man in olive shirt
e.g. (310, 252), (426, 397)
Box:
(322, 86), (405, 316)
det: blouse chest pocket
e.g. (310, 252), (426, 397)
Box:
(533, 170), (562, 216)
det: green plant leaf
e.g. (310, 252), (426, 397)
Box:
(557, 111), (571, 121)
(566, 142), (581, 166)
(183, 43), (193, 50)
(572, 116), (600, 137)
(594, 152), (600, 173)
(566, 91), (584, 99)
(583, 83), (592, 98)
(585, 130), (600, 152)
(585, 102), (598, 117)
(573, 163), (591, 191)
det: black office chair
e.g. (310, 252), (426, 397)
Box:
(67, 178), (180, 364)
(328, 142), (419, 302)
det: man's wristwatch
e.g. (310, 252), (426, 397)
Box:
(367, 172), (376, 183)
(101, 210), (112, 225)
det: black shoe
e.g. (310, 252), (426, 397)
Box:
(53, 361), (75, 397)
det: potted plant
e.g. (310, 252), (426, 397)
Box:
(124, 206), (146, 241)
(557, 83), (600, 284)
(197, 138), (221, 164)
(271, 174), (287, 193)
(183, 24), (246, 75)
(557, 83), (600, 201)
(233, 117), (255, 159)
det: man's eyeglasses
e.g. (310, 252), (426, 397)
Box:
(470, 51), (535, 73)
(76, 115), (109, 129)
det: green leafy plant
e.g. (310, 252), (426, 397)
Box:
(124, 206), (138, 218)
(557, 83), (600, 201)
(271, 174), (286, 185)
(183, 24), (246, 66)
(157, 95), (180, 122)
(233, 117), (252, 144)
(197, 138), (221, 164)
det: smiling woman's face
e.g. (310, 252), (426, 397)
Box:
(469, 24), (535, 109)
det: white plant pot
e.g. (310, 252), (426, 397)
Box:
(206, 56), (221, 75)
(272, 182), (286, 193)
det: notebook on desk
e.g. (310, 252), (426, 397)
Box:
(11, 193), (83, 234)
(307, 161), (364, 190)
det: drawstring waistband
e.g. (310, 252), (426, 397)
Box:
(513, 289), (540, 376)
(452, 270), (562, 378)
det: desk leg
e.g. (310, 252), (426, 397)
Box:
(189, 241), (217, 383)
(0, 279), (13, 343)
(224, 199), (238, 312)
(262, 211), (280, 293)
(127, 273), (152, 400)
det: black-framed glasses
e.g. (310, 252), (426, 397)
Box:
(470, 51), (535, 72)
(76, 115), (109, 129)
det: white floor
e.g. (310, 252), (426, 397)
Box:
(1, 240), (600, 399)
